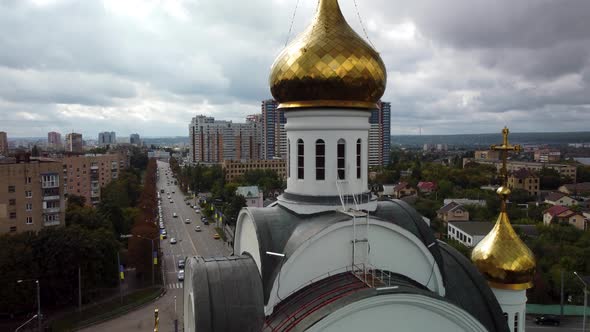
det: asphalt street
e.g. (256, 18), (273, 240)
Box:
(526, 315), (586, 332)
(81, 161), (231, 332)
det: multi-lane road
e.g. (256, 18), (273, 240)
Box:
(81, 160), (231, 332)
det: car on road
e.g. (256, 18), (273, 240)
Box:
(172, 190), (175, 194)
(185, 218), (191, 224)
(177, 270), (184, 281)
(159, 223), (164, 229)
(178, 259), (185, 269)
(213, 233), (220, 239)
(534, 315), (560, 326)
(195, 208), (200, 213)
(186, 201), (191, 206)
(169, 200), (173, 203)
(195, 226), (201, 232)
(170, 238), (177, 244)
(204, 220), (209, 225)
(173, 213), (177, 218)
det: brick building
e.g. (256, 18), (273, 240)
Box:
(222, 159), (286, 182)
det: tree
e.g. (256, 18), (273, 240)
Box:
(539, 167), (562, 190)
(31, 145), (40, 157)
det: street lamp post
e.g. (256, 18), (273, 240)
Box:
(122, 234), (158, 286)
(574, 272), (588, 332)
(17, 279), (41, 331)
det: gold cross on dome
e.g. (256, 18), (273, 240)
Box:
(491, 127), (521, 186)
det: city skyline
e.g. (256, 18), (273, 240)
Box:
(1, 0), (590, 137)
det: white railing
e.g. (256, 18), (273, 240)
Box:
(43, 195), (60, 201)
(43, 207), (60, 213)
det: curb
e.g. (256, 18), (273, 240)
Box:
(71, 287), (166, 331)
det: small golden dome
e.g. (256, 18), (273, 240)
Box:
(471, 212), (536, 290)
(269, 0), (386, 110)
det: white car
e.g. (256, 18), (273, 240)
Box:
(185, 218), (191, 224)
(173, 213), (177, 218)
(178, 270), (184, 281)
(170, 238), (177, 244)
(195, 226), (201, 232)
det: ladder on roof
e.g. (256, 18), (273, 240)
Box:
(336, 179), (370, 280)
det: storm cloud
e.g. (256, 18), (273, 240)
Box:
(1, 0), (589, 137)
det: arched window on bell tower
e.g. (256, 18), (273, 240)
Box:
(287, 139), (290, 179)
(297, 139), (304, 179)
(356, 138), (361, 179)
(315, 139), (325, 180)
(337, 139), (345, 180)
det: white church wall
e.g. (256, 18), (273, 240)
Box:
(234, 211), (262, 272)
(264, 219), (445, 314)
(285, 109), (369, 197)
(307, 293), (488, 332)
(493, 288), (527, 332)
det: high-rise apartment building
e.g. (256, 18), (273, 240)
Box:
(130, 133), (141, 145)
(0, 155), (65, 234)
(98, 131), (117, 146)
(0, 131), (8, 156)
(368, 101), (391, 168)
(62, 153), (129, 205)
(66, 133), (83, 153)
(48, 131), (62, 150)
(261, 99), (287, 160)
(189, 115), (261, 164)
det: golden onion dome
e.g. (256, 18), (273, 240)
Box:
(471, 190), (536, 290)
(269, 0), (386, 110)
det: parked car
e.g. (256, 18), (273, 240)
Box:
(534, 315), (560, 326)
(195, 226), (201, 232)
(170, 238), (177, 244)
(173, 213), (177, 218)
(204, 220), (210, 225)
(213, 233), (220, 239)
(195, 209), (200, 213)
(177, 270), (184, 281)
(178, 259), (185, 269)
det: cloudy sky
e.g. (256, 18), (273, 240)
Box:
(1, 0), (590, 138)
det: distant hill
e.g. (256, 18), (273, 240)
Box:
(392, 132), (590, 148)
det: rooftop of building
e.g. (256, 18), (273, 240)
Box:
(448, 221), (495, 236)
(545, 192), (568, 202)
(510, 168), (538, 179)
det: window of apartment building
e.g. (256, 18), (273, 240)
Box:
(315, 139), (325, 180)
(26, 177), (32, 184)
(337, 139), (346, 180)
(25, 203), (32, 211)
(356, 139), (361, 179)
(297, 139), (304, 179)
(25, 191), (32, 198)
(8, 185), (15, 193)
(9, 226), (16, 233)
(9, 199), (16, 206)
(41, 174), (59, 188)
(44, 214), (60, 223)
(10, 212), (16, 219)
(26, 217), (33, 224)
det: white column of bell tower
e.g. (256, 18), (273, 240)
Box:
(492, 288), (527, 332)
(284, 109), (370, 198)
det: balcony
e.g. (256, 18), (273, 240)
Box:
(43, 195), (60, 201)
(42, 182), (60, 189)
(43, 207), (61, 214)
(90, 165), (99, 170)
(44, 220), (60, 227)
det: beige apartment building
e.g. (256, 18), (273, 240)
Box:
(65, 132), (83, 153)
(463, 157), (577, 180)
(507, 168), (540, 197)
(62, 153), (128, 205)
(0, 156), (65, 234)
(222, 159), (286, 182)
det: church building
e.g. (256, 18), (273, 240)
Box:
(183, 1), (535, 331)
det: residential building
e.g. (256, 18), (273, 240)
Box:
(443, 198), (487, 207)
(222, 159), (286, 183)
(474, 150), (500, 161)
(544, 192), (577, 207)
(47, 131), (62, 150)
(61, 153), (128, 205)
(392, 182), (416, 199)
(417, 181), (437, 194)
(558, 182), (590, 195)
(188, 115), (262, 164)
(0, 155), (65, 234)
(261, 99), (287, 160)
(0, 131), (8, 155)
(462, 158), (577, 180)
(65, 132), (83, 153)
(98, 131), (117, 146)
(437, 202), (470, 224)
(236, 186), (263, 208)
(368, 101), (391, 167)
(447, 222), (494, 247)
(130, 133), (141, 145)
(534, 149), (560, 163)
(507, 168), (540, 196)
(543, 205), (587, 230)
